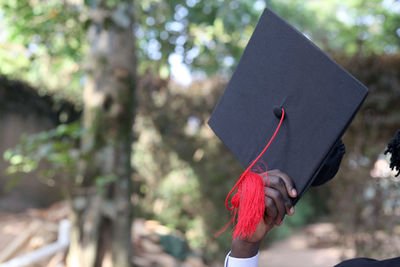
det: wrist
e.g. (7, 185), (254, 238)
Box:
(230, 239), (261, 258)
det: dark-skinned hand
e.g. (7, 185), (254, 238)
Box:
(230, 169), (297, 258)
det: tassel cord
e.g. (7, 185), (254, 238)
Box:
(225, 108), (285, 211)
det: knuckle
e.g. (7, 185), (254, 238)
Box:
(278, 205), (284, 214)
(269, 207), (277, 217)
(272, 176), (280, 186)
(277, 211), (285, 221)
(265, 217), (273, 225)
(269, 169), (278, 175)
(278, 178), (285, 187)
(269, 189), (279, 198)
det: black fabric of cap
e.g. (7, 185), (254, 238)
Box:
(208, 8), (368, 203)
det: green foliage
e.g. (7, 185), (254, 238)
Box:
(159, 234), (190, 260)
(267, 0), (400, 56)
(132, 78), (232, 257)
(2, 0), (398, 92)
(0, 0), (87, 101)
(132, 118), (208, 249)
(3, 123), (83, 189)
(95, 174), (118, 194)
(136, 0), (264, 75)
(137, 0), (400, 76)
(1, 0), (400, 262)
(2, 122), (123, 195)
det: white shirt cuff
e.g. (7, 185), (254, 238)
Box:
(224, 251), (259, 267)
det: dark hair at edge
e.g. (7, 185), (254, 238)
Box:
(384, 129), (400, 177)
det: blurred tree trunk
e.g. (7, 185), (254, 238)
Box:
(67, 1), (136, 266)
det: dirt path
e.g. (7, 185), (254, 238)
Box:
(259, 223), (354, 267)
(0, 203), (353, 267)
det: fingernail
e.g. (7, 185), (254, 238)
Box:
(292, 189), (297, 196)
(289, 207), (294, 215)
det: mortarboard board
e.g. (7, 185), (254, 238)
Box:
(208, 8), (368, 239)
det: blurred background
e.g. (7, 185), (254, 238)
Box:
(0, 0), (399, 266)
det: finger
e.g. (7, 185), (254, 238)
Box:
(264, 196), (277, 225)
(266, 188), (286, 225)
(267, 176), (294, 216)
(268, 169), (297, 198)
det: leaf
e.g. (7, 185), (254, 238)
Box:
(10, 154), (23, 165)
(95, 174), (118, 193)
(3, 149), (13, 161)
(4, 176), (22, 192)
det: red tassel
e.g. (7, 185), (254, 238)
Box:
(215, 108), (285, 239)
(232, 171), (265, 239)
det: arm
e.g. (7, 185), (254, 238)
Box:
(226, 170), (297, 266)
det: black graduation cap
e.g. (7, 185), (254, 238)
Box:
(208, 8), (368, 207)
